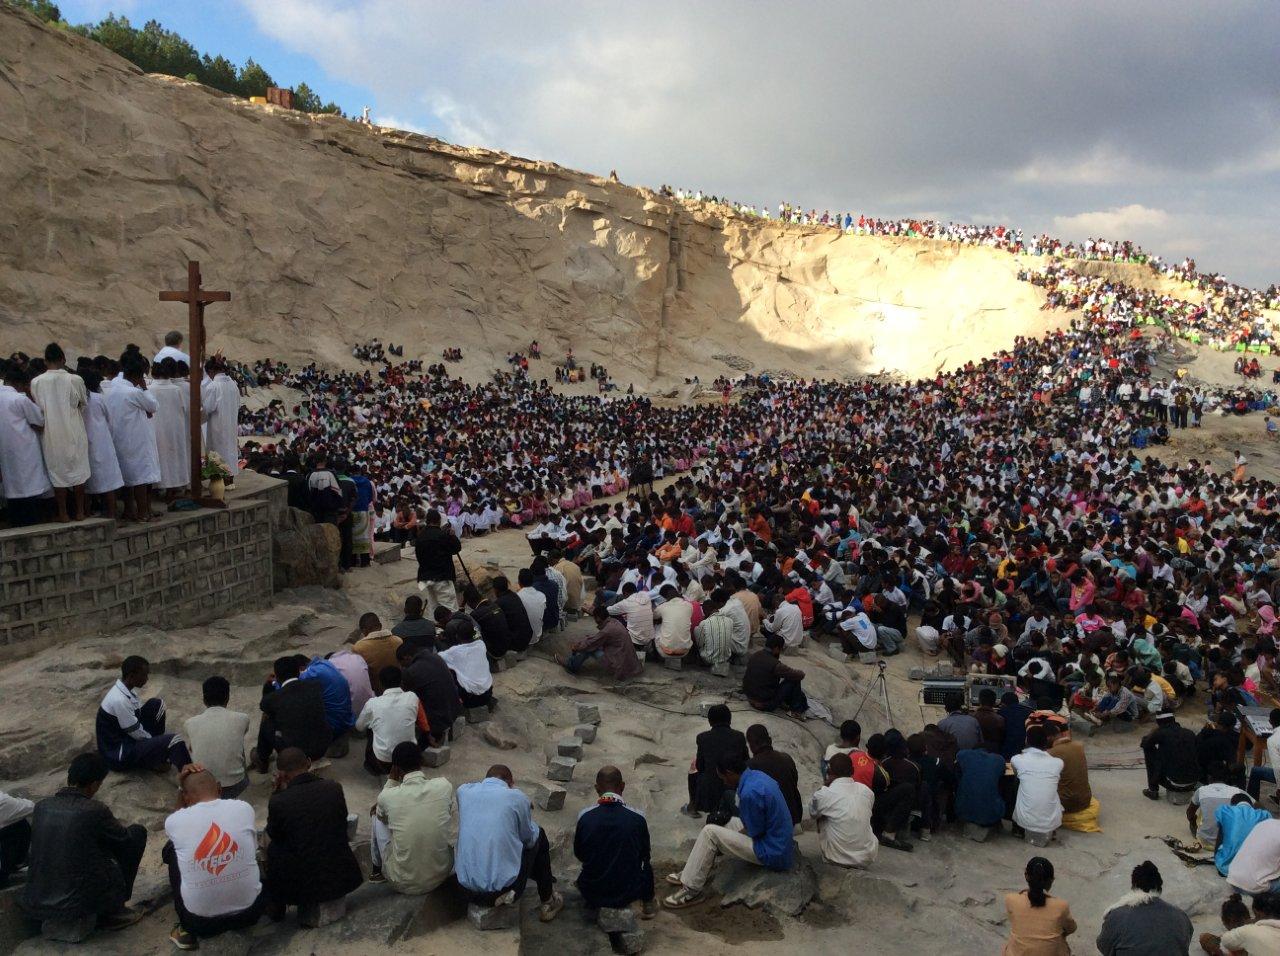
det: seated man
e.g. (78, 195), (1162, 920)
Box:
(1190, 762), (1248, 848)
(1011, 726), (1064, 838)
(1140, 712), (1200, 801)
(822, 720), (877, 787)
(1227, 817), (1280, 897)
(955, 745), (1007, 829)
(746, 724), (803, 827)
(456, 764), (564, 921)
(163, 765), (265, 950)
(1214, 793), (1271, 877)
(21, 754), (147, 933)
(390, 596), (436, 644)
(353, 612), (405, 694)
(742, 634), (807, 717)
(253, 656), (332, 773)
(298, 653), (356, 752)
(183, 676), (251, 799)
(574, 766), (656, 918)
(684, 704), (749, 818)
(370, 743), (454, 894)
(439, 628), (496, 712)
(493, 575), (534, 653)
(96, 655), (191, 772)
(761, 592), (805, 650)
(0, 789), (34, 885)
(515, 569), (547, 646)
(664, 754), (794, 909)
(559, 606), (644, 681)
(355, 667), (422, 775)
(265, 749), (363, 919)
(396, 641), (462, 747)
(1046, 723), (1092, 816)
(693, 593), (736, 668)
(809, 753), (877, 868)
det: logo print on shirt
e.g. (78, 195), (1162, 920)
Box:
(193, 823), (238, 877)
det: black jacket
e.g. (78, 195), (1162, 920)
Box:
(402, 649), (462, 737)
(261, 679), (332, 760)
(415, 525), (461, 582)
(265, 773), (363, 904)
(21, 789), (141, 921)
(1141, 720), (1201, 786)
(692, 725), (749, 812)
(748, 747), (803, 826)
(495, 590), (534, 652)
(470, 600), (510, 658)
(574, 801), (653, 909)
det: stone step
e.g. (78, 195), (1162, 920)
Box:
(373, 541), (402, 565)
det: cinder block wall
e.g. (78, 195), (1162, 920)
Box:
(0, 501), (272, 655)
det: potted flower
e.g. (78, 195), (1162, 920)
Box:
(202, 452), (233, 501)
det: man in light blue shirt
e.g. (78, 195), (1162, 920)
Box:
(455, 765), (563, 922)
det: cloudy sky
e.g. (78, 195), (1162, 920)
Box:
(60, 0), (1280, 285)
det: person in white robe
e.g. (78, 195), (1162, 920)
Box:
(202, 357), (240, 484)
(0, 365), (52, 526)
(105, 363), (160, 522)
(150, 361), (191, 495)
(29, 345), (90, 521)
(82, 371), (123, 517)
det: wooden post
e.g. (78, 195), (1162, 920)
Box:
(159, 261), (230, 500)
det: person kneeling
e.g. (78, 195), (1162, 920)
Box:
(369, 743), (454, 894)
(163, 764), (266, 950)
(574, 766), (657, 919)
(664, 754), (794, 908)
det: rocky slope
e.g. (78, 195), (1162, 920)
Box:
(0, 3), (1130, 386)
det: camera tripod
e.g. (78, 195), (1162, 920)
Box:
(851, 659), (896, 729)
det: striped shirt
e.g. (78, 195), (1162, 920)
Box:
(695, 611), (736, 665)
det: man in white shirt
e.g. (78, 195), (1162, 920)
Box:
(721, 595), (752, 657)
(763, 593), (805, 649)
(163, 765), (265, 949)
(96, 656), (191, 772)
(652, 584), (694, 658)
(371, 743), (455, 894)
(1229, 818), (1280, 896)
(608, 584), (655, 649)
(809, 753), (877, 868)
(1011, 726), (1064, 838)
(1190, 764), (1248, 846)
(516, 568), (546, 645)
(153, 331), (191, 366)
(355, 666), (421, 775)
(183, 677), (250, 799)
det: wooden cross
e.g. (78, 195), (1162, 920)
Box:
(159, 261), (231, 500)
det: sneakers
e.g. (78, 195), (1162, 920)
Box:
(663, 886), (704, 909)
(664, 872), (685, 887)
(1142, 788), (1161, 801)
(1083, 712), (1103, 726)
(539, 891), (564, 923)
(918, 829), (933, 843)
(493, 889), (517, 907)
(679, 803), (702, 818)
(169, 924), (198, 950)
(367, 868), (387, 884)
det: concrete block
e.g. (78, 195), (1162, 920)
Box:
(573, 724), (597, 744)
(1166, 789), (1193, 807)
(826, 644), (849, 662)
(299, 896), (348, 928)
(504, 651), (519, 668)
(466, 707), (492, 725)
(614, 930), (646, 954)
(557, 737), (584, 759)
(964, 822), (994, 842)
(699, 700), (726, 717)
(1024, 829), (1053, 848)
(548, 756), (577, 782)
(709, 661), (731, 678)
(41, 914), (96, 942)
(535, 783), (567, 811)
(661, 654), (684, 670)
(422, 746), (450, 767)
(491, 657), (508, 673)
(857, 651), (879, 664)
(908, 667), (926, 681)
(598, 906), (639, 933)
(577, 702), (601, 725)
(451, 717), (466, 740)
(467, 903), (519, 931)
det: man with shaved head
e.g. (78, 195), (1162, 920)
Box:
(574, 766), (656, 918)
(162, 764), (265, 949)
(456, 765), (564, 922)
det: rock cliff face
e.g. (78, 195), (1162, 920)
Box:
(0, 4), (1150, 386)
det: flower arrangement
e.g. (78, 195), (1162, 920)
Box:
(201, 452), (232, 481)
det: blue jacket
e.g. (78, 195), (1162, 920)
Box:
(301, 657), (355, 733)
(737, 769), (793, 870)
(955, 748), (1006, 826)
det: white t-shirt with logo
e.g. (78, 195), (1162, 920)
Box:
(164, 799), (261, 918)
